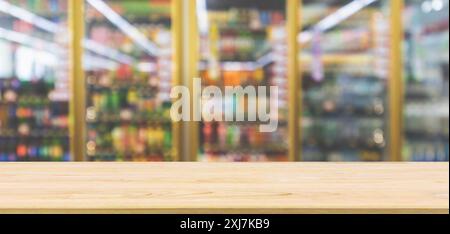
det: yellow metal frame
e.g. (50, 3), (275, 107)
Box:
(287, 0), (301, 162)
(389, 0), (404, 161)
(171, 0), (183, 161)
(69, 0), (86, 162)
(188, 0), (200, 161)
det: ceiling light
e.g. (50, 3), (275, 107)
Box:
(432, 0), (444, 11)
(422, 1), (433, 13)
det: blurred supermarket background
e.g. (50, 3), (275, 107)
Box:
(0, 0), (448, 162)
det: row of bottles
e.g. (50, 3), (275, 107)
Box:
(217, 28), (268, 61)
(200, 68), (266, 86)
(319, 28), (372, 53)
(86, 71), (170, 119)
(402, 0), (449, 162)
(202, 122), (288, 154)
(208, 8), (285, 29)
(0, 78), (70, 161)
(6, 0), (67, 14)
(86, 124), (172, 162)
(404, 141), (449, 162)
(0, 79), (69, 128)
(303, 147), (383, 162)
(201, 152), (288, 162)
(303, 74), (386, 117)
(404, 101), (449, 137)
(0, 131), (69, 161)
(303, 118), (385, 151)
(87, 16), (171, 57)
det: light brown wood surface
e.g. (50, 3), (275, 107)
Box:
(0, 163), (448, 214)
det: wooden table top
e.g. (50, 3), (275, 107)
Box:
(0, 163), (448, 214)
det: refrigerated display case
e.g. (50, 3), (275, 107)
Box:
(299, 0), (393, 161)
(81, 0), (180, 161)
(0, 0), (71, 161)
(1, 0), (446, 162)
(190, 0), (293, 162)
(402, 0), (449, 161)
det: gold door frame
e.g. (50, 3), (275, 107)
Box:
(69, 0), (86, 162)
(288, 0), (301, 161)
(171, 0), (183, 161)
(389, 0), (404, 161)
(187, 0), (200, 161)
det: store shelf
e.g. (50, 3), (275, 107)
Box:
(0, 163), (447, 214)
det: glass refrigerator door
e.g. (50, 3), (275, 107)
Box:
(83, 0), (177, 161)
(195, 0), (290, 162)
(402, 0), (449, 162)
(0, 0), (71, 161)
(300, 0), (391, 161)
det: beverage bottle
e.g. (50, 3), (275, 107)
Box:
(232, 126), (240, 148)
(164, 130), (172, 152)
(248, 125), (257, 147)
(111, 126), (122, 153)
(138, 126), (148, 153)
(217, 122), (226, 148)
(0, 105), (8, 127)
(126, 125), (136, 153)
(147, 127), (156, 149)
(8, 104), (17, 128)
(9, 136), (17, 161)
(63, 136), (71, 161)
(226, 125), (233, 148)
(39, 138), (47, 161)
(127, 88), (139, 107)
(156, 126), (164, 151)
(203, 123), (213, 147)
(16, 138), (28, 161)
(51, 139), (63, 161)
(240, 125), (249, 146)
(0, 136), (6, 161)
(110, 89), (120, 112)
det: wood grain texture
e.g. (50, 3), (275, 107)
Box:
(0, 163), (448, 214)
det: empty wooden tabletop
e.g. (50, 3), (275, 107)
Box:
(0, 163), (448, 214)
